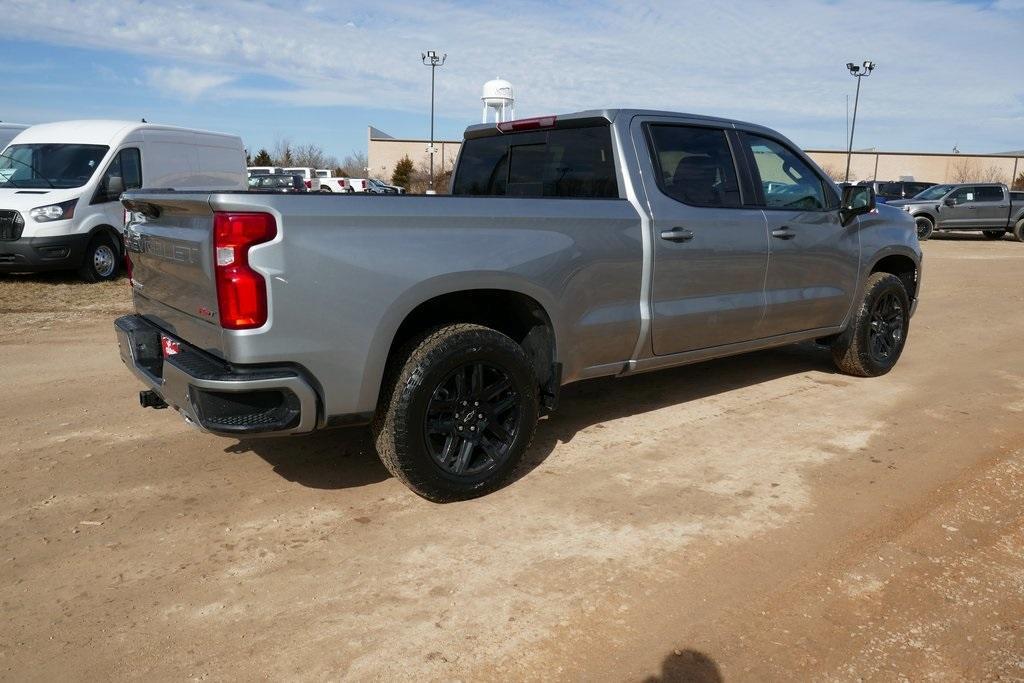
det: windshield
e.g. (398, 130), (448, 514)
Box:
(0, 144), (109, 189)
(913, 184), (954, 200)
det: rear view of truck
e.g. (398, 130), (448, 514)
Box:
(117, 198), (319, 435)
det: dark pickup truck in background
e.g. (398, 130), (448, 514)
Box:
(889, 183), (1024, 241)
(115, 109), (921, 501)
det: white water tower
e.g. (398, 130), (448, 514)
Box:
(481, 78), (515, 123)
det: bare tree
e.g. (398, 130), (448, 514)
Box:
(818, 164), (845, 183)
(407, 157), (455, 194)
(272, 138), (294, 167)
(338, 150), (368, 178)
(948, 158), (1009, 184)
(291, 143), (338, 170)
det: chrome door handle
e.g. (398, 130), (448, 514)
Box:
(771, 228), (796, 240)
(660, 227), (695, 242)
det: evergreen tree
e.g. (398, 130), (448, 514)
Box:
(252, 149), (273, 166)
(391, 155), (415, 189)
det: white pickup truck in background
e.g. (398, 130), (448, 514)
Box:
(314, 169), (353, 193)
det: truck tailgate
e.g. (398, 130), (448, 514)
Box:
(123, 193), (223, 349)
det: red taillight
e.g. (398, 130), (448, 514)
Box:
(497, 115), (557, 133)
(213, 212), (277, 330)
(304, 180), (312, 189)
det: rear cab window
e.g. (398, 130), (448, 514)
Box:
(644, 124), (743, 208)
(452, 124), (619, 198)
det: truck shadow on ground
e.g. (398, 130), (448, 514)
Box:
(229, 342), (837, 492)
(642, 649), (722, 682)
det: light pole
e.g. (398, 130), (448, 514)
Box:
(421, 50), (447, 194)
(844, 60), (876, 182)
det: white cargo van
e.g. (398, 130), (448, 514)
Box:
(0, 123), (29, 150)
(0, 120), (245, 281)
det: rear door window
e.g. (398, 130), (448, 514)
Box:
(452, 124), (618, 198)
(975, 186), (1004, 202)
(645, 124), (742, 208)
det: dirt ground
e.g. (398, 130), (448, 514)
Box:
(2, 234), (1024, 681)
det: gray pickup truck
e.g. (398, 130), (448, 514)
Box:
(889, 183), (1024, 241)
(116, 109), (921, 501)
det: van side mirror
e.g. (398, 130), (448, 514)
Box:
(840, 184), (875, 225)
(106, 175), (125, 198)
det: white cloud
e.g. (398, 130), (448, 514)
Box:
(2, 0), (1023, 150)
(145, 67), (232, 101)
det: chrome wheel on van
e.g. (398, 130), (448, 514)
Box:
(94, 245), (116, 277)
(78, 234), (120, 283)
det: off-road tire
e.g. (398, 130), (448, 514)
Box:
(1014, 219), (1024, 243)
(373, 324), (539, 502)
(78, 234), (119, 282)
(915, 216), (934, 241)
(983, 229), (1005, 240)
(831, 272), (911, 377)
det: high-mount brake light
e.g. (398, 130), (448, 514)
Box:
(213, 212), (277, 330)
(496, 115), (557, 133)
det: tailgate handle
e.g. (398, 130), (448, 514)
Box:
(660, 227), (695, 242)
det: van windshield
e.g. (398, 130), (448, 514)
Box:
(0, 144), (109, 189)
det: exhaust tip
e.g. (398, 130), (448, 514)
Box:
(139, 390), (168, 410)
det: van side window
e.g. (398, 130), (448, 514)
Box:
(94, 147), (143, 203)
(120, 148), (142, 191)
(742, 134), (832, 211)
(646, 125), (742, 208)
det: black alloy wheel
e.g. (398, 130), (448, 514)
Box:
(867, 291), (905, 364)
(423, 361), (521, 477)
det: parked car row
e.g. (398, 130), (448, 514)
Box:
(246, 166), (405, 194)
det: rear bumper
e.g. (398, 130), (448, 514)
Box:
(0, 234), (89, 272)
(115, 315), (319, 436)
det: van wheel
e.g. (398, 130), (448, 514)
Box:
(915, 216), (934, 240)
(78, 234), (119, 282)
(831, 272), (910, 377)
(320, 187), (332, 193)
(1014, 219), (1024, 243)
(982, 230), (1005, 240)
(373, 324), (539, 503)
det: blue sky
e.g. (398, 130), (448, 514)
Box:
(2, 0), (1022, 163)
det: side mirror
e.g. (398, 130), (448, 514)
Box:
(840, 184), (875, 225)
(106, 175), (125, 198)
(943, 197), (957, 207)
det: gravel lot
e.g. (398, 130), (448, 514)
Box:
(2, 235), (1023, 680)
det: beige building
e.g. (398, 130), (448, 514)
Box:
(367, 126), (461, 186)
(806, 149), (1023, 186)
(368, 124), (1023, 190)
